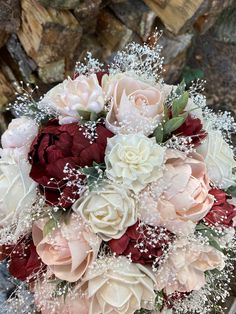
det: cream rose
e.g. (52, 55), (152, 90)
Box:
(139, 149), (214, 236)
(155, 238), (225, 295)
(0, 154), (37, 227)
(105, 134), (166, 193)
(197, 130), (236, 189)
(103, 74), (164, 135)
(40, 74), (104, 125)
(32, 213), (101, 282)
(73, 184), (137, 241)
(85, 256), (156, 314)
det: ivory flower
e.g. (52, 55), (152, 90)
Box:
(197, 130), (236, 189)
(32, 213), (101, 282)
(103, 74), (164, 135)
(139, 149), (214, 236)
(40, 74), (104, 125)
(73, 185), (137, 241)
(105, 134), (166, 193)
(155, 238), (225, 295)
(85, 256), (156, 314)
(0, 154), (37, 227)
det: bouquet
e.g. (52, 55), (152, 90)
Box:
(0, 34), (236, 314)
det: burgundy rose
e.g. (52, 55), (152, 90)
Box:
(108, 221), (174, 265)
(29, 120), (113, 207)
(5, 238), (43, 281)
(203, 189), (236, 228)
(174, 114), (206, 147)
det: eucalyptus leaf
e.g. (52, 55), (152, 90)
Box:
(153, 124), (164, 143)
(175, 79), (186, 96)
(155, 290), (164, 311)
(163, 113), (187, 135)
(43, 219), (59, 237)
(77, 109), (91, 121)
(226, 185), (236, 197)
(172, 91), (189, 117)
(90, 111), (98, 121)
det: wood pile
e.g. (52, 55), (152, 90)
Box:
(0, 0), (235, 115)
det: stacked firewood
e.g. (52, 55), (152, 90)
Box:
(0, 0), (235, 113)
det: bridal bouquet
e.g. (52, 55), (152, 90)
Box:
(0, 36), (236, 314)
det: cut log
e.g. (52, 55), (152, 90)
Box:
(37, 0), (81, 9)
(18, 0), (82, 67)
(109, 0), (156, 41)
(74, 0), (102, 34)
(0, 0), (21, 33)
(0, 32), (9, 48)
(38, 59), (65, 84)
(5, 34), (37, 82)
(158, 31), (193, 83)
(97, 9), (140, 61)
(194, 0), (234, 34)
(0, 70), (15, 109)
(143, 0), (208, 34)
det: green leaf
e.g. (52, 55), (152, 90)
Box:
(43, 219), (59, 237)
(77, 109), (91, 121)
(155, 290), (164, 311)
(195, 223), (224, 252)
(226, 185), (236, 197)
(163, 113), (187, 135)
(163, 105), (169, 122)
(172, 91), (189, 117)
(153, 124), (164, 143)
(175, 79), (186, 96)
(208, 237), (223, 252)
(182, 66), (204, 86)
(80, 162), (106, 191)
(90, 111), (98, 121)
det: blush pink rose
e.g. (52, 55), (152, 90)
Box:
(155, 238), (225, 295)
(139, 149), (214, 236)
(104, 75), (164, 135)
(32, 214), (101, 282)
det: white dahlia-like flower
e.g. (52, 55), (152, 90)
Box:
(105, 133), (166, 193)
(73, 184), (137, 241)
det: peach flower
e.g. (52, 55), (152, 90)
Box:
(155, 238), (225, 294)
(103, 74), (164, 135)
(32, 213), (101, 282)
(139, 149), (214, 236)
(40, 74), (104, 125)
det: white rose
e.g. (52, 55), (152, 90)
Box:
(39, 74), (104, 125)
(197, 130), (236, 189)
(0, 154), (37, 226)
(1, 116), (38, 157)
(73, 184), (137, 241)
(84, 256), (156, 314)
(105, 134), (166, 193)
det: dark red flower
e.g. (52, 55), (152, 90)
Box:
(163, 291), (190, 309)
(29, 120), (113, 208)
(174, 114), (206, 147)
(5, 238), (43, 281)
(203, 189), (236, 228)
(108, 222), (174, 265)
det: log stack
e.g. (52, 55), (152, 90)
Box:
(0, 0), (235, 116)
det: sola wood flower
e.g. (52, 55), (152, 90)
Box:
(32, 214), (101, 282)
(84, 256), (156, 314)
(108, 221), (174, 265)
(73, 184), (137, 241)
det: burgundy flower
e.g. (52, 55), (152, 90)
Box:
(29, 120), (113, 208)
(203, 189), (236, 228)
(108, 222), (174, 265)
(174, 114), (206, 146)
(163, 291), (190, 309)
(5, 238), (43, 281)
